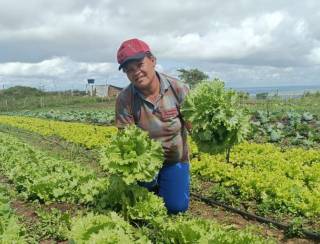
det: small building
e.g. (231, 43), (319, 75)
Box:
(107, 85), (123, 97)
(87, 84), (123, 98)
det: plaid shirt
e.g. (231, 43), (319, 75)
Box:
(115, 72), (189, 163)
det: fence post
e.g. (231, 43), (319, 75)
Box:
(23, 97), (27, 108)
(40, 96), (45, 108)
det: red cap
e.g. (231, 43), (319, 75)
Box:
(117, 38), (151, 70)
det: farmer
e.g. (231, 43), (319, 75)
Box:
(115, 38), (190, 214)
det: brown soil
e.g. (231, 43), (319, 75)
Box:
(11, 199), (80, 244)
(0, 172), (79, 243)
(11, 200), (38, 220)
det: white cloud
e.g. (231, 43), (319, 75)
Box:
(307, 47), (320, 64)
(149, 11), (312, 65)
(0, 0), (320, 89)
(0, 57), (122, 90)
(0, 57), (114, 77)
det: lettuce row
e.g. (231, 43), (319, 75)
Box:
(0, 115), (117, 149)
(0, 132), (109, 204)
(192, 142), (320, 217)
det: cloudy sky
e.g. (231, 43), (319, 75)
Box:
(0, 0), (320, 91)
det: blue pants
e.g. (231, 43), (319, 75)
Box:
(139, 162), (190, 214)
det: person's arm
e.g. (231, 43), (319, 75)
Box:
(179, 83), (192, 133)
(184, 120), (192, 132)
(115, 94), (135, 129)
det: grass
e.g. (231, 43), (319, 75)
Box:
(241, 94), (320, 116)
(2, 86), (320, 117)
(0, 86), (116, 112)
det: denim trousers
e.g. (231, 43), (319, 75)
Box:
(139, 162), (190, 214)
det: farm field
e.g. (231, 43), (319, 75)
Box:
(0, 88), (319, 243)
(3, 0), (320, 242)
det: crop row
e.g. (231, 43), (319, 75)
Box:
(0, 115), (117, 148)
(0, 131), (272, 243)
(248, 110), (320, 147)
(0, 116), (320, 219)
(2, 108), (320, 148)
(192, 142), (320, 218)
(0, 131), (109, 204)
(0, 109), (115, 125)
(1, 115), (319, 219)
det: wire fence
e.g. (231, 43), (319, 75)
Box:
(240, 95), (320, 115)
(0, 94), (115, 112)
(1, 90), (319, 116)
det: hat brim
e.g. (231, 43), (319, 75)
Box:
(118, 52), (146, 70)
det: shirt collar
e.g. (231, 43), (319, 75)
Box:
(132, 71), (170, 97)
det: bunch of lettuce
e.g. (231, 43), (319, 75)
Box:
(68, 212), (150, 243)
(96, 176), (167, 223)
(148, 215), (273, 244)
(99, 125), (164, 184)
(181, 80), (250, 154)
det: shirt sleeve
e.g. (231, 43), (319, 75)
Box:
(177, 81), (191, 132)
(115, 94), (135, 128)
(179, 83), (190, 104)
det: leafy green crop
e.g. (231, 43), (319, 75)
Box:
(98, 126), (167, 223)
(0, 132), (109, 205)
(248, 110), (320, 147)
(181, 80), (250, 160)
(99, 125), (164, 185)
(0, 110), (115, 125)
(192, 142), (320, 218)
(149, 215), (274, 244)
(0, 187), (26, 243)
(68, 212), (150, 244)
(96, 176), (167, 223)
(28, 208), (71, 241)
(0, 115), (117, 149)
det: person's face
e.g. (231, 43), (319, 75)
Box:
(123, 56), (156, 90)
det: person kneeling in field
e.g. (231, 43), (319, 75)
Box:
(115, 38), (191, 214)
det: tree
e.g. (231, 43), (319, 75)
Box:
(256, 92), (268, 100)
(177, 68), (209, 88)
(237, 91), (250, 100)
